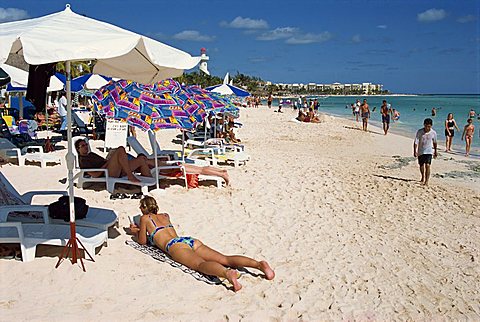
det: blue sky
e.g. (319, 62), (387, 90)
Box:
(1, 0), (479, 94)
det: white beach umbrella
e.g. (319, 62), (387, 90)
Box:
(0, 4), (200, 269)
(0, 63), (27, 88)
(2, 64), (64, 92)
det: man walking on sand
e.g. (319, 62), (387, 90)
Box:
(360, 99), (370, 131)
(381, 100), (391, 135)
(414, 118), (438, 186)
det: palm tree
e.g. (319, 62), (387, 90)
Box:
(56, 61), (93, 77)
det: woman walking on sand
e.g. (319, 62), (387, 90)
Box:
(461, 118), (475, 157)
(444, 113), (459, 152)
(129, 196), (275, 292)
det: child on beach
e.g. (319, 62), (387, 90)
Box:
(461, 119), (475, 157)
(129, 196), (275, 292)
(414, 118), (438, 186)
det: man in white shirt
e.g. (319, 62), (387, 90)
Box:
(414, 118), (438, 186)
(57, 91), (68, 131)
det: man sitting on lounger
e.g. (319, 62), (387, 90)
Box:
(75, 139), (230, 185)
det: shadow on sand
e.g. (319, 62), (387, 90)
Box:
(344, 126), (383, 136)
(373, 174), (417, 182)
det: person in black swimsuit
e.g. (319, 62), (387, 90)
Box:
(444, 113), (459, 152)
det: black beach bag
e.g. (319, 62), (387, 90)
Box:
(48, 196), (89, 222)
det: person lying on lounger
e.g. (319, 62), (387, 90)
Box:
(75, 139), (230, 185)
(129, 196), (275, 291)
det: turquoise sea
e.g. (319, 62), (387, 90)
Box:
(267, 95), (480, 157)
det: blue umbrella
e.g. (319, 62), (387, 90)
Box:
(71, 73), (112, 92)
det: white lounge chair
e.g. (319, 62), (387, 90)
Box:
(184, 137), (245, 152)
(0, 138), (62, 168)
(186, 147), (250, 167)
(147, 131), (182, 160)
(125, 137), (224, 188)
(126, 136), (172, 161)
(0, 172), (118, 230)
(72, 136), (157, 194)
(0, 210), (107, 262)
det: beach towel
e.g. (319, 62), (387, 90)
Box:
(125, 240), (222, 285)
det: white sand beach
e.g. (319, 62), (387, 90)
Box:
(1, 107), (479, 321)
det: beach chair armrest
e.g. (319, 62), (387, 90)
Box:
(78, 168), (109, 178)
(21, 146), (43, 154)
(0, 205), (49, 223)
(188, 148), (216, 159)
(0, 221), (24, 240)
(1, 147), (22, 159)
(21, 191), (68, 204)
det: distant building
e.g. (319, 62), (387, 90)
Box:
(199, 48), (209, 75)
(268, 81), (385, 94)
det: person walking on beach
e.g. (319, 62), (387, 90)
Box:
(129, 196), (275, 292)
(354, 100), (361, 122)
(360, 99), (370, 131)
(444, 113), (459, 152)
(381, 100), (391, 135)
(57, 90), (68, 131)
(414, 118), (438, 186)
(461, 118), (475, 157)
(313, 98), (319, 112)
(267, 94), (273, 109)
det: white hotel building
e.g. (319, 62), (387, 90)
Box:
(270, 82), (384, 94)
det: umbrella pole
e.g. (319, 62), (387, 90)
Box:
(45, 95), (49, 131)
(181, 130), (185, 162)
(153, 130), (159, 190)
(204, 120), (207, 144)
(55, 60), (93, 271)
(214, 118), (217, 138)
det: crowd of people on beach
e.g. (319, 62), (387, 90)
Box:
(412, 109), (477, 186)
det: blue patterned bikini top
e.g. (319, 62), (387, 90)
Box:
(147, 215), (173, 245)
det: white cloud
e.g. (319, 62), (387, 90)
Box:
(457, 15), (477, 23)
(257, 27), (299, 41)
(0, 7), (28, 22)
(351, 35), (362, 43)
(220, 16), (269, 29)
(417, 8), (446, 23)
(286, 32), (332, 45)
(172, 30), (215, 42)
(376, 25), (387, 29)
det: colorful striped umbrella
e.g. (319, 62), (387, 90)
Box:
(182, 85), (240, 117)
(92, 79), (206, 131)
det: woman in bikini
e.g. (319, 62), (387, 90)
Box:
(129, 196), (275, 292)
(461, 118), (475, 157)
(444, 113), (459, 152)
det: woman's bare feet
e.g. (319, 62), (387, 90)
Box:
(223, 172), (230, 186)
(226, 269), (242, 292)
(259, 261), (275, 280)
